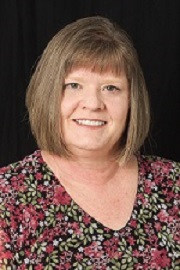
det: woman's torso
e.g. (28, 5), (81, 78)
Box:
(0, 150), (179, 269)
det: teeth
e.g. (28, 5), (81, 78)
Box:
(75, 119), (106, 126)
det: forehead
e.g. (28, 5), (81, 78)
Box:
(64, 57), (127, 79)
(65, 67), (127, 81)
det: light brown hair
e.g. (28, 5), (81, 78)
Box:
(26, 16), (150, 164)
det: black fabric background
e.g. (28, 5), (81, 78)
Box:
(0, 0), (179, 166)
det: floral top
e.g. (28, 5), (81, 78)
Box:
(0, 150), (179, 270)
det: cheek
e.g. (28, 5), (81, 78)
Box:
(60, 97), (78, 118)
(110, 100), (129, 121)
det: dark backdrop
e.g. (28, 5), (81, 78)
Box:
(0, 0), (180, 167)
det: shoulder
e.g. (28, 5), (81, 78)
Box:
(0, 150), (42, 177)
(139, 154), (180, 179)
(139, 155), (180, 199)
(0, 150), (43, 195)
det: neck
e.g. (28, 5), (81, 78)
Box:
(42, 150), (136, 187)
(42, 150), (124, 186)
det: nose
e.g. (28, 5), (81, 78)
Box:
(81, 88), (105, 110)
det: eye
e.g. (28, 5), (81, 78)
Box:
(64, 83), (80, 90)
(103, 85), (120, 92)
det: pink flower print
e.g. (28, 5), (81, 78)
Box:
(154, 222), (162, 232)
(46, 244), (54, 254)
(137, 193), (146, 203)
(82, 215), (91, 225)
(0, 250), (13, 260)
(35, 265), (44, 270)
(25, 249), (31, 257)
(157, 210), (169, 222)
(53, 186), (71, 205)
(127, 236), (136, 245)
(35, 172), (43, 180)
(151, 249), (171, 267)
(64, 263), (71, 269)
(17, 263), (27, 270)
(30, 217), (38, 230)
(38, 211), (45, 221)
(133, 250), (140, 257)
(71, 222), (81, 235)
(56, 212), (63, 220)
(75, 252), (83, 261)
(10, 217), (18, 230)
(130, 219), (137, 228)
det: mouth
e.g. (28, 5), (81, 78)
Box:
(73, 119), (107, 126)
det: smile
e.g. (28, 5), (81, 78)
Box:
(74, 119), (107, 126)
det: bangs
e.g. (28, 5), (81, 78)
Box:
(64, 42), (126, 76)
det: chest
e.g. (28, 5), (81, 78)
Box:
(9, 199), (177, 269)
(68, 187), (136, 231)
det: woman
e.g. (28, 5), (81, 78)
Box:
(0, 16), (179, 269)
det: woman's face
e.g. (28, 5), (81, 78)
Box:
(60, 68), (130, 157)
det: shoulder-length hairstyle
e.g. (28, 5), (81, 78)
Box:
(26, 16), (150, 164)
